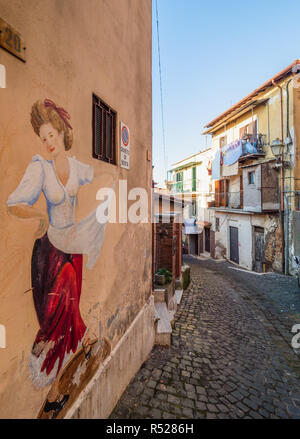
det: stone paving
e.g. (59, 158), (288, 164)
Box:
(110, 257), (300, 419)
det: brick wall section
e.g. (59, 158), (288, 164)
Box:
(154, 216), (182, 281)
(156, 220), (174, 273)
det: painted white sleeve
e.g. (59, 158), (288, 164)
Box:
(7, 159), (44, 206)
(76, 159), (94, 186)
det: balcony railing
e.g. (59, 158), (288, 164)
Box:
(239, 133), (266, 159)
(169, 178), (204, 194)
(208, 191), (242, 209)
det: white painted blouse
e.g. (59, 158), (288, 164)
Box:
(7, 155), (111, 269)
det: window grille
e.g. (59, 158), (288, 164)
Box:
(92, 94), (116, 164)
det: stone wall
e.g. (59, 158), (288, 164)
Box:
(264, 215), (282, 272)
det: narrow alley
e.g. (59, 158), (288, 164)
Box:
(111, 257), (300, 419)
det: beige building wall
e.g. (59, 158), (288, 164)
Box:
(210, 76), (295, 197)
(0, 0), (152, 418)
(207, 75), (296, 273)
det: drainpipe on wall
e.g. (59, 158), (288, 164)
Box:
(272, 80), (285, 274)
(283, 78), (294, 275)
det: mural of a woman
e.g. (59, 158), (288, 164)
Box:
(6, 99), (111, 417)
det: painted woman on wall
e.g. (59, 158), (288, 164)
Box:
(7, 99), (111, 416)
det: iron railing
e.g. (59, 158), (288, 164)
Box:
(169, 178), (203, 194)
(240, 133), (266, 156)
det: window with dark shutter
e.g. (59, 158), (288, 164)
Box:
(240, 125), (248, 138)
(240, 120), (257, 139)
(215, 180), (220, 207)
(248, 120), (257, 136)
(92, 94), (117, 165)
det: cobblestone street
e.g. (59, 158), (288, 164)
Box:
(110, 257), (300, 419)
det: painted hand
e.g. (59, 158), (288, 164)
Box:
(35, 215), (49, 239)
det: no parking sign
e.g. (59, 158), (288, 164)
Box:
(120, 122), (130, 169)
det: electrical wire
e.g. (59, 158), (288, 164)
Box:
(155, 0), (167, 180)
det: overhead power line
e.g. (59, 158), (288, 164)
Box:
(155, 0), (167, 180)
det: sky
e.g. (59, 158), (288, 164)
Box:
(152, 0), (300, 187)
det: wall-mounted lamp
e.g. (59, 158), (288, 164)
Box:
(271, 138), (290, 168)
(271, 138), (283, 158)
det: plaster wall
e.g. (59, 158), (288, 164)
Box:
(69, 297), (155, 419)
(0, 0), (152, 418)
(243, 165), (262, 212)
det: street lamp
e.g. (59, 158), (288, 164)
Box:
(271, 138), (290, 168)
(271, 138), (283, 158)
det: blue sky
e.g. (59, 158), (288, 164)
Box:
(152, 0), (300, 186)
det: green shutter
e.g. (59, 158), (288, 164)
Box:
(192, 167), (196, 191)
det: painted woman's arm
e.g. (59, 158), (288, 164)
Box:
(8, 205), (49, 238)
(7, 158), (47, 238)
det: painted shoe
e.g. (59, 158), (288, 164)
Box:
(44, 394), (69, 416)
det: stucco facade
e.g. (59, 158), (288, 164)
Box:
(204, 61), (300, 275)
(0, 0), (153, 418)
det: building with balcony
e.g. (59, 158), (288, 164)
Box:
(203, 60), (300, 274)
(166, 147), (218, 257)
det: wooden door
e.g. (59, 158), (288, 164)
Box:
(210, 230), (215, 258)
(194, 234), (198, 255)
(229, 226), (239, 264)
(205, 227), (210, 253)
(254, 227), (264, 272)
(199, 232), (203, 254)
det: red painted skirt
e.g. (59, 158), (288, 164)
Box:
(31, 234), (87, 380)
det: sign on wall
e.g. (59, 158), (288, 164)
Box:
(120, 121), (130, 169)
(0, 18), (26, 62)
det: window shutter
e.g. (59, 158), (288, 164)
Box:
(249, 120), (257, 136)
(220, 180), (224, 206)
(105, 112), (113, 161)
(225, 180), (229, 207)
(95, 104), (103, 158)
(240, 175), (243, 208)
(240, 126), (247, 138)
(215, 180), (220, 207)
(93, 94), (116, 165)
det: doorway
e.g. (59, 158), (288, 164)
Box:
(254, 227), (264, 272)
(204, 227), (210, 253)
(189, 234), (198, 255)
(229, 226), (239, 264)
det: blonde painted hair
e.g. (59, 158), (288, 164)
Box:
(31, 100), (73, 150)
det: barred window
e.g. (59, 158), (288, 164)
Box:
(92, 94), (117, 164)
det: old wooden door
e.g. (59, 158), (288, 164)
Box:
(199, 231), (203, 254)
(254, 227), (264, 272)
(205, 227), (210, 253)
(210, 229), (215, 258)
(229, 226), (239, 264)
(195, 234), (199, 255)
